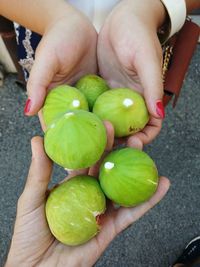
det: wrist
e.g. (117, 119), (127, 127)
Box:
(152, 0), (168, 29)
(44, 1), (94, 36)
(5, 243), (25, 267)
(129, 0), (167, 29)
(0, 0), (77, 35)
(40, 0), (77, 34)
(5, 260), (26, 267)
(5, 257), (18, 267)
(159, 0), (186, 42)
(5, 251), (17, 267)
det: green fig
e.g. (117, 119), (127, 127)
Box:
(99, 148), (158, 207)
(75, 74), (110, 110)
(93, 88), (149, 137)
(46, 175), (106, 246)
(43, 85), (89, 127)
(44, 110), (107, 170)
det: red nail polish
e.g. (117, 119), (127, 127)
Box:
(24, 98), (31, 114)
(156, 100), (165, 119)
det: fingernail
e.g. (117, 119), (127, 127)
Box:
(96, 214), (105, 226)
(156, 100), (165, 119)
(24, 98), (31, 114)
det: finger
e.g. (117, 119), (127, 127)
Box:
(134, 36), (165, 120)
(25, 43), (57, 116)
(127, 117), (162, 146)
(94, 177), (170, 252)
(18, 136), (53, 213)
(114, 177), (170, 234)
(104, 121), (115, 151)
(38, 110), (47, 132)
(126, 135), (143, 150)
(64, 168), (89, 178)
(88, 121), (114, 177)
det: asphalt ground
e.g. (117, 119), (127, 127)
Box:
(0, 46), (200, 267)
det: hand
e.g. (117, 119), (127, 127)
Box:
(25, 5), (97, 116)
(6, 137), (169, 267)
(97, 0), (167, 146)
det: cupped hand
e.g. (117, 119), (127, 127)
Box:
(98, 0), (167, 146)
(25, 5), (97, 116)
(6, 129), (170, 267)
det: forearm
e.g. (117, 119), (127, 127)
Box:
(185, 0), (200, 12)
(0, 0), (73, 34)
(122, 0), (167, 28)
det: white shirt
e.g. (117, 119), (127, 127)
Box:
(67, 0), (121, 32)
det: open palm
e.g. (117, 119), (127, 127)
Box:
(6, 136), (169, 267)
(98, 0), (166, 146)
(26, 6), (97, 116)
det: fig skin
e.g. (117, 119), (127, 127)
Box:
(46, 175), (106, 246)
(43, 84), (89, 127)
(99, 148), (158, 207)
(93, 88), (149, 137)
(44, 110), (107, 170)
(75, 74), (110, 111)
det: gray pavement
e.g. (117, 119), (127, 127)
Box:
(0, 46), (200, 267)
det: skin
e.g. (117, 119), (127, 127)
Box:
(97, 0), (200, 146)
(0, 0), (98, 115)
(97, 0), (167, 146)
(5, 131), (170, 267)
(1, 0), (200, 144)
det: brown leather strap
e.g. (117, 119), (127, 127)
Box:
(163, 91), (173, 107)
(163, 19), (200, 107)
(0, 31), (16, 38)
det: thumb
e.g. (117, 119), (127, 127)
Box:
(24, 43), (57, 116)
(18, 136), (53, 213)
(135, 38), (165, 120)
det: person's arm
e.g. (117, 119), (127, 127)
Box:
(97, 0), (200, 146)
(0, 0), (74, 35)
